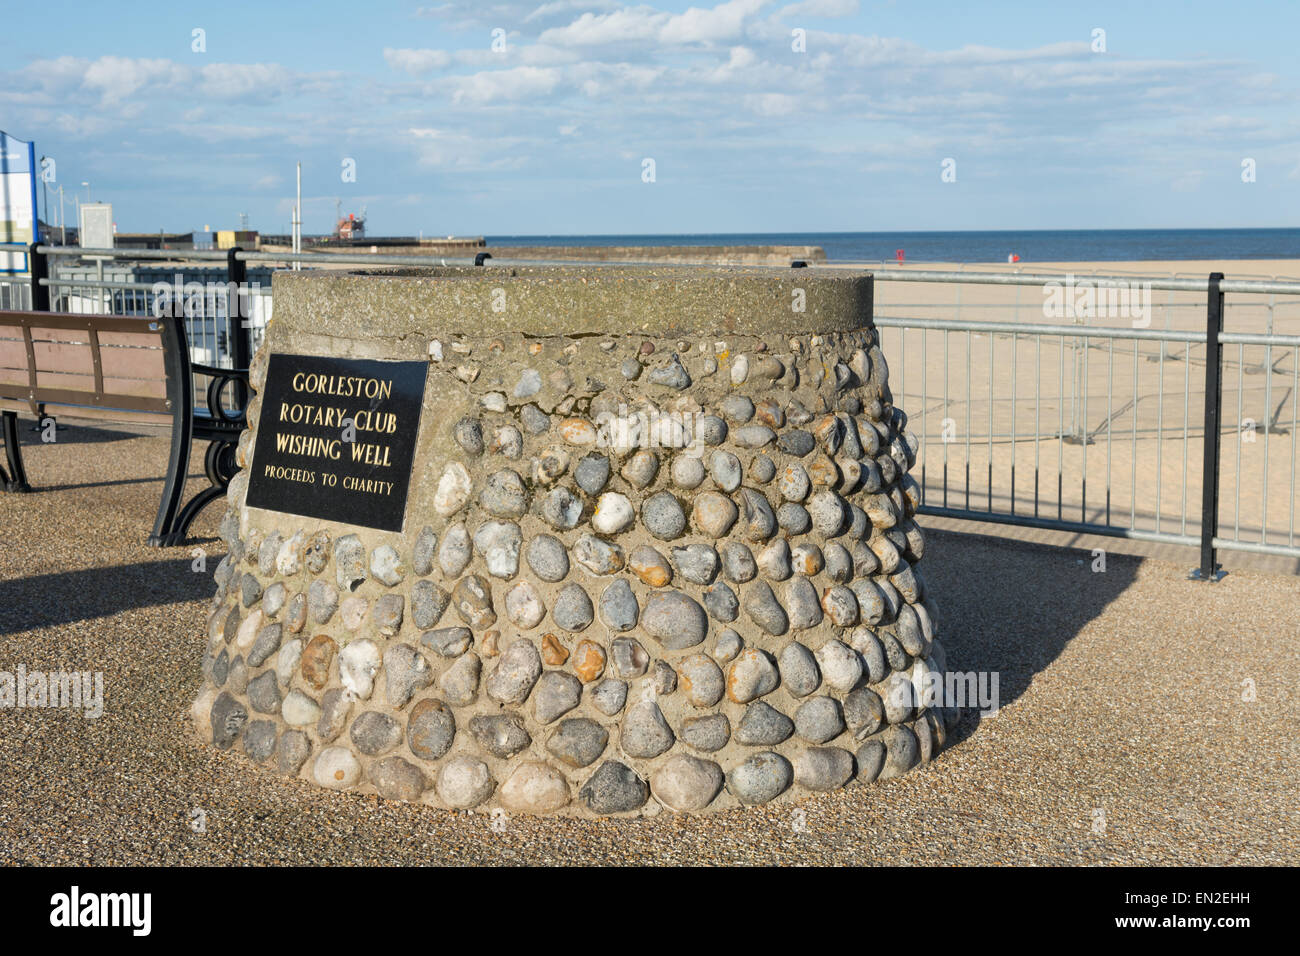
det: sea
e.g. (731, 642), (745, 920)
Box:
(485, 229), (1300, 264)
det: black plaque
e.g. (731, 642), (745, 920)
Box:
(245, 353), (427, 532)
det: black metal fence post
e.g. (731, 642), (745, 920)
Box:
(227, 246), (250, 408)
(27, 242), (49, 312)
(1193, 272), (1226, 581)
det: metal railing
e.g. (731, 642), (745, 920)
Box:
(4, 242), (1298, 575)
(3, 243), (272, 414)
(861, 268), (1300, 575)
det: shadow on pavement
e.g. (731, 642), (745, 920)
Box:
(924, 527), (1140, 747)
(11, 418), (152, 446)
(0, 557), (214, 635)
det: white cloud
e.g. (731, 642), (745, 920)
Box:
(405, 125), (532, 171)
(449, 65), (562, 104)
(540, 8), (669, 47)
(416, 1), (622, 34)
(743, 91), (800, 115)
(6, 4), (1297, 233)
(447, 44), (582, 69)
(51, 112), (115, 137)
(22, 54), (330, 108)
(659, 0), (770, 44)
(709, 45), (758, 79)
(540, 0), (771, 47)
(384, 48), (452, 75)
(82, 56), (186, 103)
(775, 0), (858, 16)
(525, 0), (622, 23)
(198, 63), (296, 99)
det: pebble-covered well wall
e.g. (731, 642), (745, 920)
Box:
(191, 267), (959, 816)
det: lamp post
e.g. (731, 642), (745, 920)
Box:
(54, 185), (66, 245)
(293, 161), (302, 271)
(39, 156), (50, 243)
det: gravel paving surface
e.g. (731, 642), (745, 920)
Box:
(1, 420), (1296, 865)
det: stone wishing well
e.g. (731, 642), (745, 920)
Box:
(192, 267), (957, 816)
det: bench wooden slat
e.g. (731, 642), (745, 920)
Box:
(26, 370), (167, 400)
(102, 374), (167, 400)
(101, 345), (165, 379)
(1, 387), (169, 414)
(0, 320), (167, 396)
(98, 330), (164, 349)
(28, 328), (92, 346)
(33, 341), (94, 376)
(0, 399), (171, 425)
(0, 339), (27, 368)
(0, 312), (170, 335)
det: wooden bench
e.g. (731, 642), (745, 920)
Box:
(0, 309), (247, 546)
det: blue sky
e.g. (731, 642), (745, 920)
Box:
(1, 0), (1297, 236)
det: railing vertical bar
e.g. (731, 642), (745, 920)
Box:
(1290, 345), (1297, 546)
(1035, 333), (1041, 518)
(1058, 334), (1065, 521)
(1156, 328), (1165, 533)
(898, 325), (905, 442)
(921, 327), (927, 506)
(1082, 333), (1089, 522)
(1131, 338), (1138, 528)
(1261, 336), (1272, 544)
(943, 329), (950, 509)
(1107, 336), (1114, 525)
(28, 243), (49, 312)
(987, 331), (993, 513)
(965, 329), (972, 511)
(1010, 332), (1017, 516)
(1013, 278), (1022, 514)
(1196, 273), (1225, 581)
(1182, 343), (1190, 535)
(1236, 342), (1243, 540)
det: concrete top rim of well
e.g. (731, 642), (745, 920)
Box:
(270, 266), (875, 338)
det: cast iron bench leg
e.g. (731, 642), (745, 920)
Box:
(171, 484), (226, 542)
(147, 316), (196, 547)
(160, 436), (238, 545)
(1, 410), (31, 493)
(147, 405), (193, 546)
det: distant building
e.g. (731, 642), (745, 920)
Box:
(37, 219), (77, 245)
(216, 230), (259, 250)
(335, 213), (364, 240)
